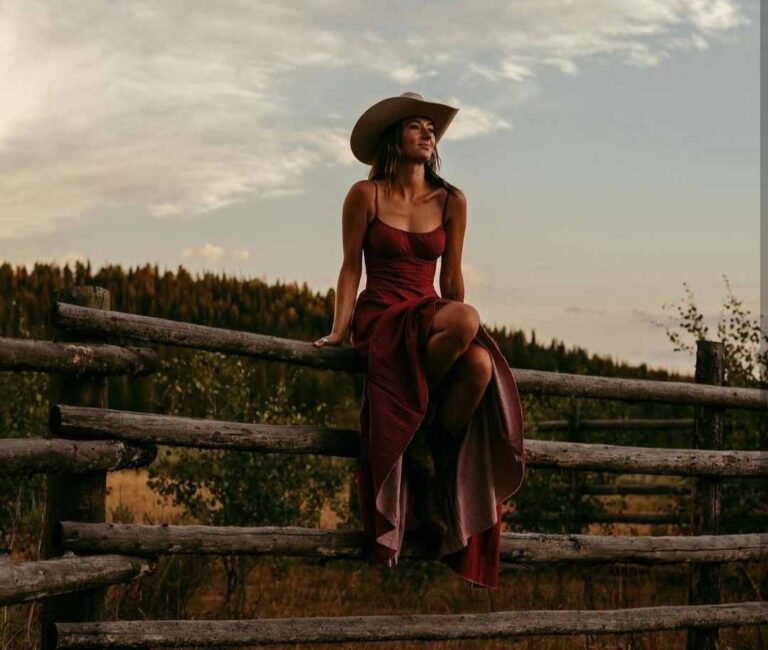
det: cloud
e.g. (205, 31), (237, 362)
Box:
(435, 259), (486, 290)
(181, 243), (251, 263)
(181, 244), (225, 261)
(0, 0), (749, 240)
(462, 262), (487, 288)
(500, 61), (536, 82)
(564, 305), (608, 316)
(685, 0), (748, 31)
(443, 103), (512, 140)
(19, 251), (89, 271)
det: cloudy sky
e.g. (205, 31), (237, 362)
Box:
(0, 0), (759, 373)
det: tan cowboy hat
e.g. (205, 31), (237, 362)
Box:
(350, 91), (459, 165)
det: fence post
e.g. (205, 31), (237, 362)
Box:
(567, 401), (582, 531)
(686, 339), (725, 650)
(40, 286), (111, 650)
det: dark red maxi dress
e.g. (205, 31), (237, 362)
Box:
(349, 180), (526, 589)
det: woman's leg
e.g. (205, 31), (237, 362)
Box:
(424, 303), (493, 436)
(436, 343), (493, 435)
(413, 304), (493, 536)
(405, 303), (488, 537)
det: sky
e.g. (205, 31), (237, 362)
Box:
(0, 0), (760, 374)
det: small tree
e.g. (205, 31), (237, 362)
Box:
(147, 351), (350, 616)
(653, 275), (767, 534)
(654, 275), (767, 389)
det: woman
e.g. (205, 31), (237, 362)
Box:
(313, 92), (526, 589)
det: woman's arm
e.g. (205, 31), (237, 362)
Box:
(439, 188), (467, 302)
(315, 181), (369, 346)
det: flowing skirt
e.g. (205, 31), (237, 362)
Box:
(351, 292), (526, 589)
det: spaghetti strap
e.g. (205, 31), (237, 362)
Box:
(441, 188), (450, 224)
(373, 180), (379, 222)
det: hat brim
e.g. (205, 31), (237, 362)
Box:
(350, 96), (459, 165)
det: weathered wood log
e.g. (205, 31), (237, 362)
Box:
(534, 419), (573, 431)
(52, 404), (359, 457)
(53, 300), (358, 372)
(52, 405), (768, 477)
(579, 418), (693, 431)
(518, 370), (766, 410)
(502, 511), (688, 526)
(0, 554), (153, 606)
(580, 483), (689, 495)
(0, 337), (158, 375)
(505, 510), (768, 527)
(578, 418), (695, 430)
(54, 602), (768, 647)
(688, 340), (726, 650)
(42, 286), (115, 650)
(523, 439), (766, 477)
(53, 303), (768, 410)
(58, 523), (768, 565)
(579, 513), (687, 525)
(1, 438), (156, 476)
(565, 405), (584, 531)
(536, 418), (695, 431)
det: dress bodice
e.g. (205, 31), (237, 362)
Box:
(364, 180), (448, 262)
(362, 180), (448, 299)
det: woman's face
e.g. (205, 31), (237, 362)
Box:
(400, 115), (435, 164)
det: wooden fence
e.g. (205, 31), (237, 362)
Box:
(537, 416), (698, 529)
(1, 285), (767, 649)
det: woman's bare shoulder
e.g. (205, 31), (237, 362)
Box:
(347, 179), (375, 199)
(447, 185), (466, 203)
(342, 180), (375, 227)
(444, 185), (467, 229)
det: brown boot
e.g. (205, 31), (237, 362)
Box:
(412, 474), (448, 539)
(405, 453), (448, 539)
(404, 423), (436, 480)
(428, 417), (463, 483)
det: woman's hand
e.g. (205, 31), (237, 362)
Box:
(313, 332), (346, 347)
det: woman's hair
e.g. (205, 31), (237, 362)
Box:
(367, 118), (460, 196)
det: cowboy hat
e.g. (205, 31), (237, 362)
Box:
(350, 91), (459, 165)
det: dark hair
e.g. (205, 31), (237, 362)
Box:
(367, 117), (460, 196)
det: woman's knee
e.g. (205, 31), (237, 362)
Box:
(443, 303), (480, 349)
(456, 342), (493, 388)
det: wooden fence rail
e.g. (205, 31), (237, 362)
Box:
(0, 555), (153, 606)
(53, 302), (768, 409)
(50, 404), (768, 477)
(579, 483), (689, 495)
(0, 336), (158, 375)
(10, 430), (768, 478)
(54, 602), (768, 648)
(536, 417), (695, 431)
(502, 512), (692, 526)
(57, 522), (768, 564)
(9, 420), (756, 480)
(1, 438), (156, 476)
(8, 525), (763, 607)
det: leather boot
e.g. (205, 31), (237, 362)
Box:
(404, 423), (436, 480)
(405, 441), (448, 539)
(428, 416), (463, 484)
(409, 471), (448, 539)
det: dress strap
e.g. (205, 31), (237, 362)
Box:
(373, 179), (379, 223)
(441, 187), (450, 224)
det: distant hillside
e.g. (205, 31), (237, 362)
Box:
(0, 260), (686, 381)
